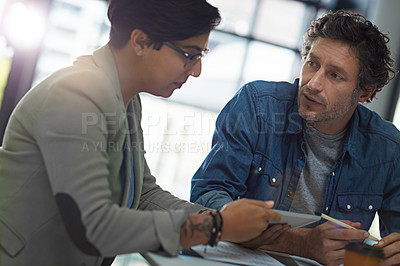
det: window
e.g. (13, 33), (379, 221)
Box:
(0, 37), (13, 110)
(5, 0), (372, 202)
(33, 0), (110, 86)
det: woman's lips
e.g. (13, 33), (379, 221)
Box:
(174, 82), (184, 89)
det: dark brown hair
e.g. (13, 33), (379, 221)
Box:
(107, 0), (221, 50)
(302, 10), (397, 102)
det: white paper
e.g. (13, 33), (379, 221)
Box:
(269, 210), (322, 228)
(191, 241), (284, 265)
(263, 250), (323, 266)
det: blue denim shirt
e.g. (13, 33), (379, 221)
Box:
(191, 79), (400, 236)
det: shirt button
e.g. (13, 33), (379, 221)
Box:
(287, 191), (293, 197)
(325, 206), (329, 211)
(368, 205), (373, 210)
(258, 167), (262, 172)
(347, 204), (351, 210)
(272, 177), (276, 183)
(332, 172), (335, 177)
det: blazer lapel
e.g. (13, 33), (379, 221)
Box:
(121, 123), (132, 207)
(126, 97), (144, 209)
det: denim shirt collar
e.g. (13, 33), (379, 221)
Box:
(287, 79), (304, 135)
(342, 105), (362, 160)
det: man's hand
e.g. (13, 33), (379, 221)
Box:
(303, 220), (369, 266)
(239, 223), (291, 249)
(375, 232), (400, 265)
(259, 219), (369, 266)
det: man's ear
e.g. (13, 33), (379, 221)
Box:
(129, 29), (149, 56)
(358, 86), (376, 103)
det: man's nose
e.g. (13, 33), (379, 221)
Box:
(308, 69), (324, 92)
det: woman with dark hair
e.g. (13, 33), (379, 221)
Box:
(0, 1), (282, 265)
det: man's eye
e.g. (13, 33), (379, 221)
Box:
(332, 73), (343, 80)
(307, 60), (316, 67)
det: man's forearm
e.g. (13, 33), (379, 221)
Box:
(260, 228), (311, 258)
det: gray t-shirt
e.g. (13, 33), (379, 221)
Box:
(289, 122), (346, 216)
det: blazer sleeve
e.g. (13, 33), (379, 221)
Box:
(31, 72), (200, 257)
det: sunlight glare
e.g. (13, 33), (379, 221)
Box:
(4, 2), (46, 49)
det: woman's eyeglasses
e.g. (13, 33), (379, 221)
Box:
(163, 41), (209, 67)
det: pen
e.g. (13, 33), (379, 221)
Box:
(321, 213), (379, 241)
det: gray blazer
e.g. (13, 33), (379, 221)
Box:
(0, 45), (204, 265)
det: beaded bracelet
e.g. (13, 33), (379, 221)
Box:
(216, 210), (223, 243)
(207, 210), (223, 247)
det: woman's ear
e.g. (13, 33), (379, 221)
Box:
(358, 86), (376, 103)
(129, 29), (149, 56)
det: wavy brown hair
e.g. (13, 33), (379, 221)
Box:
(302, 10), (397, 102)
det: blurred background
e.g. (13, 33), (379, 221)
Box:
(0, 1), (399, 254)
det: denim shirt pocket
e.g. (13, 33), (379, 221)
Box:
(337, 193), (382, 213)
(336, 193), (382, 229)
(248, 153), (283, 201)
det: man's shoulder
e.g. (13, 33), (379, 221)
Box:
(356, 104), (400, 144)
(241, 79), (299, 101)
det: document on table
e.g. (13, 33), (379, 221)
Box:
(190, 241), (284, 265)
(190, 241), (322, 266)
(263, 250), (323, 266)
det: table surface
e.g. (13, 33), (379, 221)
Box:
(112, 242), (322, 266)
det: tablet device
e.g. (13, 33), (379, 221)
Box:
(269, 210), (321, 228)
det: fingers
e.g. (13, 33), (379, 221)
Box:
(233, 198), (276, 208)
(378, 232), (400, 248)
(229, 199), (282, 222)
(266, 209), (282, 222)
(264, 200), (275, 208)
(239, 199), (282, 221)
(220, 199), (281, 243)
(383, 252), (400, 266)
(307, 222), (368, 264)
(322, 238), (349, 252)
(376, 233), (400, 261)
(323, 248), (345, 266)
(350, 222), (362, 229)
(322, 221), (369, 241)
(235, 198), (275, 208)
(329, 228), (368, 241)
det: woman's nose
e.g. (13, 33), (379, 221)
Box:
(187, 60), (202, 77)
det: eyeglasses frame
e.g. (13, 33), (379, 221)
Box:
(163, 41), (209, 67)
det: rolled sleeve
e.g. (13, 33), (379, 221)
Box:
(153, 209), (188, 256)
(194, 190), (233, 210)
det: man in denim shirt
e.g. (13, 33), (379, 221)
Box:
(191, 10), (400, 265)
